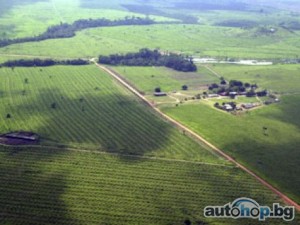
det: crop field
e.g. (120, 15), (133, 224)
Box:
(0, 65), (224, 163)
(1, 145), (298, 225)
(1, 0), (300, 223)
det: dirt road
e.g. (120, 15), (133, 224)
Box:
(96, 63), (300, 211)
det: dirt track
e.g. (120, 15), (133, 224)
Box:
(96, 63), (300, 211)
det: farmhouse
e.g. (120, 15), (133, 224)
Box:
(207, 94), (219, 98)
(154, 92), (167, 97)
(229, 92), (238, 96)
(223, 104), (233, 111)
(242, 103), (256, 109)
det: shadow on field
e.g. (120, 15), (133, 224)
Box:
(186, 165), (300, 225)
(221, 137), (300, 205)
(263, 95), (300, 130)
(0, 146), (79, 225)
(12, 87), (173, 161)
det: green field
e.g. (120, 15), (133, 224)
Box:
(206, 64), (300, 94)
(1, 145), (298, 225)
(1, 24), (300, 59)
(111, 65), (300, 202)
(0, 0), (173, 39)
(1, 0), (300, 223)
(112, 66), (219, 94)
(1, 65), (299, 224)
(0, 65), (223, 163)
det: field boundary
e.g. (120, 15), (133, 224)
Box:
(0, 142), (234, 168)
(95, 62), (300, 211)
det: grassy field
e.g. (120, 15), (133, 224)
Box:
(112, 66), (219, 94)
(1, 145), (298, 225)
(0, 65), (224, 163)
(110, 65), (300, 203)
(1, 24), (300, 59)
(0, 0), (173, 39)
(162, 95), (300, 203)
(206, 64), (300, 94)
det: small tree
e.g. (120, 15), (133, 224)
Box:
(263, 126), (268, 135)
(51, 102), (57, 109)
(24, 78), (28, 84)
(220, 80), (227, 85)
(154, 87), (161, 93)
(6, 113), (11, 119)
(182, 84), (188, 91)
(244, 82), (251, 88)
(184, 219), (191, 225)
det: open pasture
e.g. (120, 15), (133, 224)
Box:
(205, 64), (300, 94)
(1, 24), (300, 59)
(162, 94), (300, 203)
(112, 66), (219, 94)
(0, 0), (172, 39)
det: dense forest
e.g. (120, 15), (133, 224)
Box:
(0, 17), (156, 48)
(1, 58), (89, 67)
(99, 49), (197, 72)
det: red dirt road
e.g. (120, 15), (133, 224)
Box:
(96, 63), (300, 212)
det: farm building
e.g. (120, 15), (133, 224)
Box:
(4, 131), (40, 141)
(223, 104), (233, 111)
(154, 92), (167, 97)
(242, 103), (256, 109)
(207, 94), (219, 98)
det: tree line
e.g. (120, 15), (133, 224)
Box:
(1, 58), (89, 67)
(207, 78), (267, 97)
(0, 16), (156, 48)
(99, 48), (197, 72)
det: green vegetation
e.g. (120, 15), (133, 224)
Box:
(113, 66), (219, 94)
(207, 64), (300, 94)
(1, 58), (89, 67)
(1, 0), (299, 223)
(1, 24), (300, 59)
(0, 17), (157, 48)
(113, 64), (300, 202)
(0, 65), (220, 163)
(162, 94), (300, 203)
(0, 0), (174, 39)
(100, 48), (197, 72)
(1, 145), (297, 225)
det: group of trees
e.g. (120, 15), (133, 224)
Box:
(99, 48), (197, 72)
(208, 78), (266, 97)
(0, 17), (156, 48)
(1, 58), (89, 67)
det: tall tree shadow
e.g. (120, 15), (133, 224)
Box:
(8, 87), (175, 161)
(0, 146), (79, 225)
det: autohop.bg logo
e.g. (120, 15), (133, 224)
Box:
(204, 198), (295, 221)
